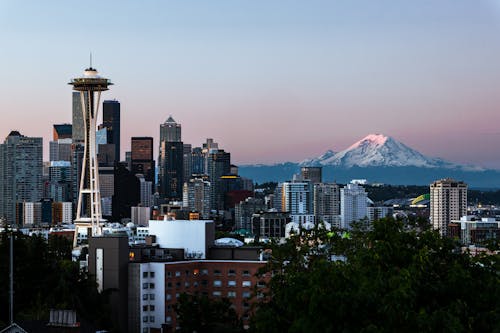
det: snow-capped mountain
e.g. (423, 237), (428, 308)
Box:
(299, 134), (481, 170)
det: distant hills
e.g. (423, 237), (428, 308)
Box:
(239, 134), (500, 187)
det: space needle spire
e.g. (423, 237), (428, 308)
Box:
(69, 64), (113, 247)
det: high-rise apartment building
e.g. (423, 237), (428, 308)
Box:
(340, 183), (368, 229)
(314, 183), (340, 227)
(430, 178), (467, 237)
(48, 161), (73, 202)
(183, 177), (211, 219)
(102, 100), (121, 162)
(235, 197), (266, 231)
(0, 131), (43, 225)
(131, 137), (155, 187)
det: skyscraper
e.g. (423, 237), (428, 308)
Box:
(0, 131), (43, 225)
(53, 124), (72, 141)
(340, 183), (368, 229)
(160, 115), (181, 142)
(69, 65), (112, 245)
(314, 182), (340, 227)
(183, 177), (211, 219)
(159, 116), (183, 200)
(102, 100), (121, 162)
(206, 149), (231, 210)
(131, 137), (155, 187)
(430, 178), (467, 237)
(301, 166), (322, 184)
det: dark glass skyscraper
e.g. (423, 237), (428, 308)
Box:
(103, 100), (121, 162)
(159, 116), (183, 200)
(131, 137), (155, 188)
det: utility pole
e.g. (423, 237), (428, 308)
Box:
(9, 231), (14, 324)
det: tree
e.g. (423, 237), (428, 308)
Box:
(175, 293), (243, 333)
(0, 232), (112, 330)
(250, 218), (500, 333)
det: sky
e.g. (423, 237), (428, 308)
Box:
(1, 0), (500, 168)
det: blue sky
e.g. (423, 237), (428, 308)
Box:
(1, 1), (500, 167)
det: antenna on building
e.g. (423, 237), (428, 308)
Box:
(90, 52), (93, 69)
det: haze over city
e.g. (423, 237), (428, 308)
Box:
(1, 0), (500, 167)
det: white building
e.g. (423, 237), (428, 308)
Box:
(430, 178), (467, 237)
(148, 219), (214, 259)
(340, 183), (368, 229)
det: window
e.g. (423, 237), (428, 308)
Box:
(201, 280), (208, 286)
(149, 283), (155, 289)
(242, 281), (251, 287)
(175, 282), (181, 288)
(185, 282), (190, 288)
(150, 272), (155, 278)
(167, 282), (172, 289)
(185, 270), (190, 276)
(150, 305), (155, 311)
(228, 269), (236, 276)
(227, 291), (236, 298)
(143, 305), (148, 311)
(142, 294), (148, 300)
(242, 270), (250, 276)
(201, 269), (208, 275)
(166, 294), (172, 301)
(213, 280), (222, 287)
(167, 271), (172, 278)
(142, 283), (149, 289)
(175, 293), (180, 299)
(150, 316), (155, 323)
(193, 281), (199, 287)
(143, 328), (148, 333)
(243, 302), (250, 309)
(166, 316), (172, 323)
(214, 269), (222, 276)
(193, 269), (199, 276)
(242, 291), (251, 299)
(143, 272), (148, 278)
(143, 316), (148, 323)
(175, 271), (181, 277)
(213, 291), (222, 297)
(166, 305), (172, 312)
(149, 294), (155, 300)
(257, 281), (266, 288)
(228, 280), (237, 287)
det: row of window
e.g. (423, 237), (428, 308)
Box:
(165, 280), (257, 289)
(143, 316), (155, 323)
(166, 269), (252, 278)
(143, 271), (156, 278)
(142, 283), (155, 289)
(142, 293), (155, 300)
(142, 305), (155, 312)
(165, 290), (253, 304)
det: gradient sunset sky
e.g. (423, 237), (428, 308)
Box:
(1, 0), (500, 167)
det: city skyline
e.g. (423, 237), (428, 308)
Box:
(2, 1), (500, 167)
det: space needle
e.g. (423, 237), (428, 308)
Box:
(69, 63), (113, 247)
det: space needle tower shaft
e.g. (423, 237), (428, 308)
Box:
(69, 65), (113, 247)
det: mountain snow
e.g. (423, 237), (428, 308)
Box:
(300, 134), (483, 171)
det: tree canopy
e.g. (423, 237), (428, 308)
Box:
(250, 219), (500, 333)
(0, 232), (111, 330)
